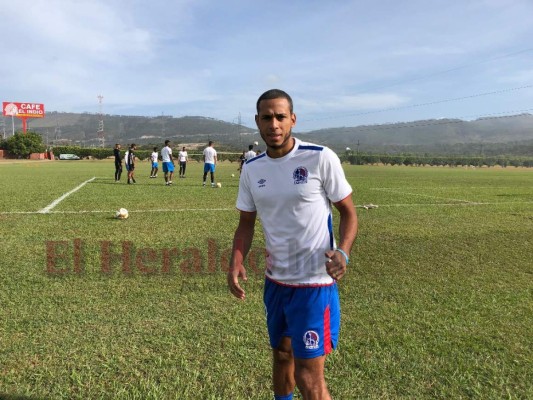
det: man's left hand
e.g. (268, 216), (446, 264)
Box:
(325, 250), (347, 281)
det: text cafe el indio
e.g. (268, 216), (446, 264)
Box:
(3, 101), (46, 133)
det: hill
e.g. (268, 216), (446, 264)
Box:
(18, 112), (257, 148)
(7, 111), (533, 156)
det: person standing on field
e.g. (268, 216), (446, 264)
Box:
(161, 140), (175, 186)
(127, 144), (137, 184)
(228, 89), (358, 400)
(244, 144), (257, 162)
(202, 140), (217, 187)
(178, 146), (188, 178)
(150, 147), (159, 178)
(114, 143), (122, 182)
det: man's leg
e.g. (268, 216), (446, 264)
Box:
(273, 337), (295, 398)
(294, 356), (330, 400)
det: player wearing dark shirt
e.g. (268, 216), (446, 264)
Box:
(127, 144), (137, 184)
(114, 144), (122, 182)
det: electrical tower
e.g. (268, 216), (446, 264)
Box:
(237, 112), (243, 150)
(97, 95), (105, 148)
(54, 121), (62, 142)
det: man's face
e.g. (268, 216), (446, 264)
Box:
(255, 98), (296, 153)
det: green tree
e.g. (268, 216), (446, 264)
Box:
(5, 132), (45, 158)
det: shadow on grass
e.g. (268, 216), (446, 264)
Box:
(0, 394), (42, 400)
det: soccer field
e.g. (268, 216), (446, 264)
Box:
(1, 160), (532, 399)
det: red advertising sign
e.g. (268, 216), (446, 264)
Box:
(3, 102), (45, 118)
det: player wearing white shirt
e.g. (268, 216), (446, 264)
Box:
(228, 89), (358, 400)
(161, 140), (174, 186)
(237, 137), (351, 285)
(150, 147), (159, 178)
(178, 146), (188, 178)
(244, 144), (256, 163)
(202, 141), (217, 187)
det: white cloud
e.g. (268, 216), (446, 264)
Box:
(301, 94), (410, 112)
(0, 1), (532, 129)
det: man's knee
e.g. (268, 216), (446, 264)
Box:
(273, 348), (293, 367)
(294, 357), (327, 394)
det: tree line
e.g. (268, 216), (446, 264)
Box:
(343, 153), (533, 168)
(2, 132), (532, 167)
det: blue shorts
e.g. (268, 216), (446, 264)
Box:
(203, 163), (215, 173)
(264, 278), (340, 359)
(152, 162), (159, 168)
(162, 162), (174, 173)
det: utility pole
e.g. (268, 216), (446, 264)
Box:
(97, 95), (105, 148)
(237, 112), (242, 150)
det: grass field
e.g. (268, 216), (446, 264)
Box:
(0, 159), (532, 399)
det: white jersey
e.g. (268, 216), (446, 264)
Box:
(236, 138), (352, 286)
(244, 150), (256, 161)
(178, 150), (188, 162)
(151, 152), (158, 163)
(161, 146), (172, 162)
(124, 150), (130, 166)
(203, 146), (217, 164)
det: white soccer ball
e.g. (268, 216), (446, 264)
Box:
(115, 208), (129, 219)
(231, 173), (235, 177)
(254, 141), (259, 146)
(216, 182), (222, 188)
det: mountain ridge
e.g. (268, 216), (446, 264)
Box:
(8, 111), (533, 155)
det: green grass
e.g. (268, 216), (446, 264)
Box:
(0, 160), (532, 399)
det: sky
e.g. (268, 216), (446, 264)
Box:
(1, 0), (533, 132)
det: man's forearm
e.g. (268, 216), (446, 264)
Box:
(230, 228), (254, 268)
(337, 207), (358, 253)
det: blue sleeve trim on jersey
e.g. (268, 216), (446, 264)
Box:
(298, 144), (323, 151)
(245, 153), (267, 164)
(327, 213), (334, 250)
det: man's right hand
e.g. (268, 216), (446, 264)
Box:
(227, 264), (248, 300)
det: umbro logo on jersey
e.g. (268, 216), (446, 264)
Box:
(257, 178), (266, 188)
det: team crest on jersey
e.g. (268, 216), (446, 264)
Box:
(257, 178), (266, 188)
(303, 330), (319, 350)
(293, 166), (308, 184)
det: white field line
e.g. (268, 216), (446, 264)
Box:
(370, 187), (479, 204)
(1, 203), (532, 216)
(360, 201), (533, 208)
(38, 177), (96, 214)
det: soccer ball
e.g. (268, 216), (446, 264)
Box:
(254, 141), (259, 146)
(231, 174), (235, 177)
(115, 208), (129, 219)
(216, 182), (222, 188)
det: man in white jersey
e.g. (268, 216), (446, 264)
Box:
(228, 89), (358, 400)
(244, 144), (256, 162)
(161, 140), (174, 186)
(150, 147), (159, 178)
(202, 141), (217, 187)
(178, 146), (188, 178)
